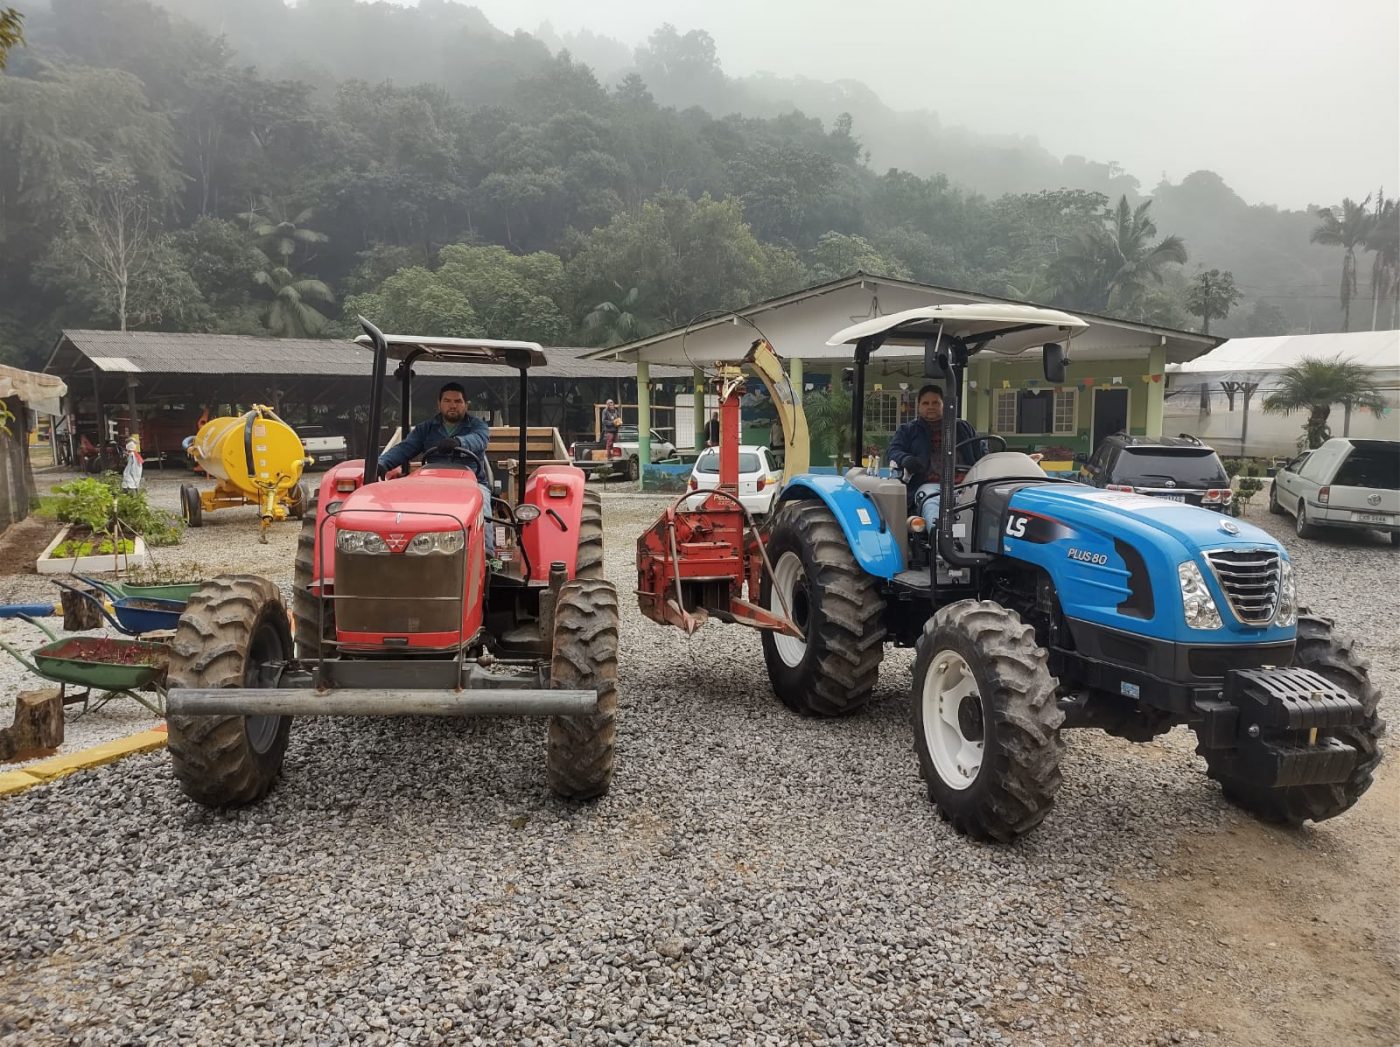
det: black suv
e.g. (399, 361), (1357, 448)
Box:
(1081, 434), (1233, 511)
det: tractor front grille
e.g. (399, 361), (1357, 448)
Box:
(1204, 548), (1280, 625)
(335, 548), (465, 634)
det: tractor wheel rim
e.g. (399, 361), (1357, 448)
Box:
(922, 650), (984, 791)
(242, 616), (285, 754)
(771, 551), (808, 668)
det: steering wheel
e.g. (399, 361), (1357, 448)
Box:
(955, 434), (1006, 456)
(420, 443), (485, 474)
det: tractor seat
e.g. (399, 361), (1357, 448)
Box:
(961, 451), (1046, 487)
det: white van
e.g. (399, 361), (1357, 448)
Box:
(1270, 438), (1399, 545)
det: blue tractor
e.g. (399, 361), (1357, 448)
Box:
(748, 305), (1383, 841)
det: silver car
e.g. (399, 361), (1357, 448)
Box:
(1270, 438), (1399, 545)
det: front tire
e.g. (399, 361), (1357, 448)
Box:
(167, 575), (294, 807)
(181, 483), (203, 527)
(546, 578), (619, 800)
(1295, 500), (1319, 538)
(1198, 614), (1383, 825)
(759, 501), (886, 717)
(912, 600), (1064, 842)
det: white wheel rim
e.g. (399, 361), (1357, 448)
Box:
(921, 651), (984, 790)
(770, 551), (808, 668)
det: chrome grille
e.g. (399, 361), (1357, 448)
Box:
(1204, 548), (1280, 625)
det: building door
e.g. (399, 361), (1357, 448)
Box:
(1092, 388), (1129, 452)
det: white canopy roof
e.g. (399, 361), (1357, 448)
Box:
(827, 303), (1089, 354)
(0, 364), (67, 417)
(1175, 331), (1400, 375)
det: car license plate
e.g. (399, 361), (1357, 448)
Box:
(1355, 512), (1390, 524)
(1161, 494), (1185, 503)
(317, 454), (334, 462)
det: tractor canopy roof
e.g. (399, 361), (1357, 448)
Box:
(827, 304), (1088, 355)
(353, 332), (548, 369)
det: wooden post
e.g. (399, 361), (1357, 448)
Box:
(0, 689), (64, 762)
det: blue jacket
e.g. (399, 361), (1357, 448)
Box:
(887, 417), (986, 487)
(378, 414), (491, 487)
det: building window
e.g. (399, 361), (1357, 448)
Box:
(864, 391), (904, 432)
(992, 388), (1077, 436)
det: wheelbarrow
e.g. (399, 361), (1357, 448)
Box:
(76, 574), (200, 604)
(51, 579), (185, 637)
(0, 615), (168, 716)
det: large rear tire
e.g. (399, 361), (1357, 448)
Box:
(912, 600), (1065, 842)
(167, 575), (294, 808)
(546, 578), (619, 800)
(575, 489), (604, 579)
(1197, 614), (1383, 825)
(292, 487), (330, 661)
(759, 501), (886, 717)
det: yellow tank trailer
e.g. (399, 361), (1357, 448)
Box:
(180, 406), (313, 542)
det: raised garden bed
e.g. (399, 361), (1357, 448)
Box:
(37, 525), (149, 576)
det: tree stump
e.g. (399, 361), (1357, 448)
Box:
(60, 588), (102, 630)
(0, 688), (64, 762)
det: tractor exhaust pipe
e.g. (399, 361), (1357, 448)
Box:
(167, 687), (598, 718)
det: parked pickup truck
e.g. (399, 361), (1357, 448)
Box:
(296, 424), (349, 470)
(569, 426), (676, 481)
(1270, 437), (1399, 545)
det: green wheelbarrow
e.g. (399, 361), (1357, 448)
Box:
(0, 615), (168, 717)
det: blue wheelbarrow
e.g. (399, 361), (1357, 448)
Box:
(50, 579), (185, 637)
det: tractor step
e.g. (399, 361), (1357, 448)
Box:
(167, 687), (596, 718)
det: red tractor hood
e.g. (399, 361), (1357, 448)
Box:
(335, 468), (483, 534)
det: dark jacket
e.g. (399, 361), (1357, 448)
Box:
(704, 417), (721, 444)
(378, 413), (491, 487)
(887, 416), (986, 488)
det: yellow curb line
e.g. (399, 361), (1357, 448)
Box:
(0, 728), (168, 797)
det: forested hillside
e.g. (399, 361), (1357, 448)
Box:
(0, 0), (1394, 369)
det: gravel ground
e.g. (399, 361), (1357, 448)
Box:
(0, 479), (1394, 1045)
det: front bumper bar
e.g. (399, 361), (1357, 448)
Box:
(166, 687), (597, 718)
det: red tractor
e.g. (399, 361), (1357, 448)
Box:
(163, 319), (617, 807)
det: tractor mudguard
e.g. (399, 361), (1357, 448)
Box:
(522, 466), (587, 581)
(777, 476), (905, 579)
(999, 485), (1295, 647)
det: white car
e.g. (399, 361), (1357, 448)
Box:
(1270, 438), (1399, 545)
(688, 445), (782, 516)
(296, 424), (349, 470)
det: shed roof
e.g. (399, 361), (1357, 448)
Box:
(46, 330), (689, 381)
(586, 272), (1220, 367)
(1174, 330), (1400, 375)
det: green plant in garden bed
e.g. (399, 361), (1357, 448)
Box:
(1231, 477), (1265, 517)
(123, 560), (205, 587)
(50, 475), (184, 547)
(51, 537), (137, 558)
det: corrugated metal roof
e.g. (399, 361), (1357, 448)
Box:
(49, 330), (687, 380)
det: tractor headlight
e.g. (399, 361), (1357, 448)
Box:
(514, 504), (541, 522)
(1178, 561), (1222, 630)
(1274, 557), (1297, 627)
(405, 530), (465, 556)
(337, 529), (388, 555)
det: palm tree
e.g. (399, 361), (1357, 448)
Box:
(1310, 196), (1375, 332)
(1049, 196), (1187, 313)
(253, 264), (334, 337)
(239, 197), (328, 267)
(583, 288), (649, 347)
(1262, 354), (1387, 449)
(1364, 193), (1399, 330)
(803, 384), (853, 470)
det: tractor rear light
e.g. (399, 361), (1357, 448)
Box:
(908, 515), (927, 533)
(1178, 561), (1223, 630)
(325, 500), (344, 514)
(1106, 484), (1135, 493)
(405, 530), (465, 556)
(547, 483), (570, 498)
(337, 529), (389, 555)
(335, 477), (359, 493)
(514, 503), (541, 522)
(1318, 486), (1330, 505)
